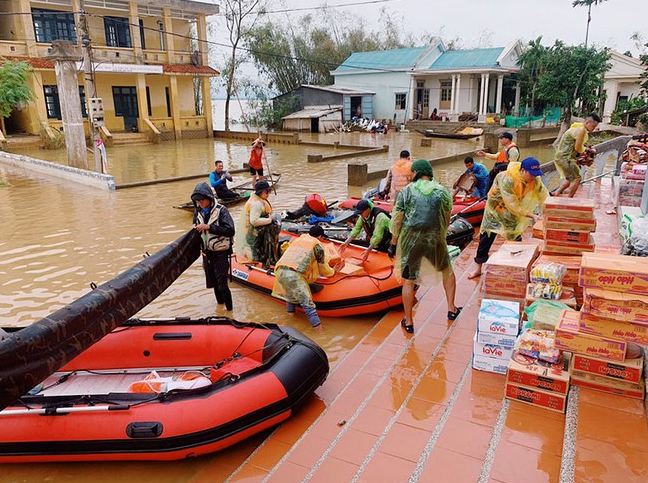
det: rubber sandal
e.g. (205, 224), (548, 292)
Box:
(447, 307), (462, 321)
(400, 318), (414, 334)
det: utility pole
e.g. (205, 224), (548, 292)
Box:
(77, 1), (103, 173)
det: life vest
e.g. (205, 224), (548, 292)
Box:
(497, 142), (518, 163)
(249, 148), (263, 170)
(244, 195), (272, 232)
(389, 159), (413, 201)
(197, 204), (232, 252)
(361, 207), (392, 250)
(305, 194), (327, 216)
(276, 235), (319, 275)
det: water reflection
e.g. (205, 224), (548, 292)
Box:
(0, 132), (558, 480)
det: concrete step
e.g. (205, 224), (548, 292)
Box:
(111, 133), (152, 146)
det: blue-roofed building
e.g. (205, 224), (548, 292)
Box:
(331, 40), (523, 123)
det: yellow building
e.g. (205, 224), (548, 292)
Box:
(0, 0), (219, 141)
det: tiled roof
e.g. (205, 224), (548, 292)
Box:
(334, 47), (429, 72)
(2, 57), (220, 76)
(429, 47), (505, 70)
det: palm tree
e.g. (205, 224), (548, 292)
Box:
(572, 0), (609, 48)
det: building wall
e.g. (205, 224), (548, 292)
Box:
(301, 89), (342, 107)
(335, 72), (410, 123)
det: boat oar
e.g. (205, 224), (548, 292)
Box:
(0, 404), (131, 416)
(580, 169), (615, 185)
(449, 196), (486, 224)
(259, 131), (277, 195)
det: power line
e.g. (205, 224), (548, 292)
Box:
(261, 0), (400, 14)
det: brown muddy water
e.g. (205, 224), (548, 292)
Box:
(0, 132), (557, 482)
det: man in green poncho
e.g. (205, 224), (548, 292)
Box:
(339, 198), (392, 262)
(389, 159), (461, 334)
(553, 113), (600, 198)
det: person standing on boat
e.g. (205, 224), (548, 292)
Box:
(191, 182), (236, 311)
(235, 180), (280, 268)
(453, 156), (489, 198)
(553, 113), (601, 198)
(272, 225), (342, 331)
(389, 159), (461, 333)
(339, 198), (392, 262)
(248, 137), (265, 186)
(383, 150), (414, 205)
(476, 132), (519, 191)
(468, 158), (549, 279)
(209, 160), (238, 201)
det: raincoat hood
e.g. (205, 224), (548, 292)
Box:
(191, 182), (215, 205)
(411, 159), (433, 181)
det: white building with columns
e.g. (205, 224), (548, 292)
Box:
(601, 51), (647, 124)
(331, 40), (524, 123)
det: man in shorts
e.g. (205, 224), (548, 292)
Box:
(553, 113), (601, 198)
(389, 159), (461, 333)
(249, 137), (265, 185)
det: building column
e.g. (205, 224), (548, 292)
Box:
(407, 76), (416, 122)
(169, 75), (182, 139)
(455, 74), (462, 115)
(450, 74), (457, 114)
(484, 74), (491, 114)
(467, 75), (474, 113)
(18, 0), (37, 56)
(27, 72), (49, 135)
(495, 74), (504, 114)
(163, 7), (175, 63)
(196, 14), (209, 66)
(479, 74), (486, 115)
(514, 80), (521, 115)
(135, 74), (148, 128)
(602, 80), (619, 124)
(129, 2), (143, 62)
(202, 77), (213, 136)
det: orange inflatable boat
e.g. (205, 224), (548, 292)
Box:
(231, 231), (404, 317)
(0, 317), (328, 462)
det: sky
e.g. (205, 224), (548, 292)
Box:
(201, 0), (646, 57)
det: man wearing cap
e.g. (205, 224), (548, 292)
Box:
(477, 132), (520, 191)
(468, 158), (549, 279)
(389, 159), (461, 333)
(383, 150), (414, 205)
(191, 182), (236, 311)
(340, 198), (392, 262)
(553, 113), (601, 198)
(272, 225), (342, 331)
(209, 160), (237, 201)
(453, 156), (489, 198)
(235, 179), (280, 267)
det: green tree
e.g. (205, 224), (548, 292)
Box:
(572, 0), (609, 48)
(531, 41), (610, 136)
(516, 36), (547, 115)
(219, 0), (267, 131)
(0, 60), (34, 136)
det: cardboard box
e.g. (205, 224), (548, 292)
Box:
(477, 299), (521, 336)
(580, 252), (648, 295)
(543, 236), (595, 256)
(532, 219), (544, 239)
(544, 228), (592, 243)
(473, 333), (515, 360)
(483, 278), (528, 299)
(572, 352), (644, 384)
(506, 351), (571, 395)
(484, 241), (540, 282)
(571, 370), (645, 400)
(544, 215), (597, 232)
(582, 288), (648, 324)
(481, 294), (526, 315)
(476, 330), (517, 348)
(526, 283), (578, 309)
(555, 310), (627, 361)
(532, 254), (581, 285)
(472, 354), (508, 375)
(505, 382), (567, 413)
(544, 197), (595, 219)
(579, 311), (648, 345)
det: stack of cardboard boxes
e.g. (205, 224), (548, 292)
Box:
(472, 241), (539, 374)
(618, 160), (646, 207)
(554, 252), (647, 400)
(542, 197), (596, 256)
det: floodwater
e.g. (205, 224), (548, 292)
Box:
(0, 132), (556, 482)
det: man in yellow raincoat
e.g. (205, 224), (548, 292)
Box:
(468, 157), (549, 279)
(389, 159), (461, 334)
(553, 113), (600, 198)
(272, 225), (341, 331)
